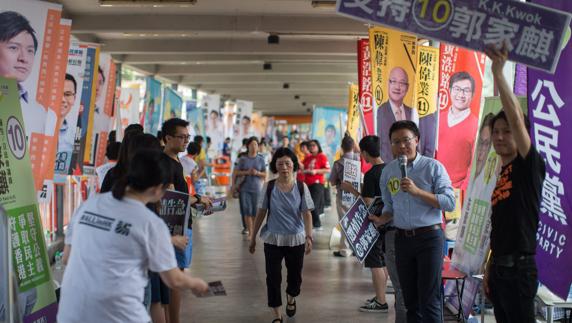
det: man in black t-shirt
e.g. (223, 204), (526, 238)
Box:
(484, 44), (546, 323)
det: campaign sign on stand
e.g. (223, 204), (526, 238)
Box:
(159, 190), (191, 236)
(337, 0), (572, 73)
(339, 197), (380, 263)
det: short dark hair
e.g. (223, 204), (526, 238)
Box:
(210, 110), (219, 117)
(206, 136), (211, 144)
(341, 134), (354, 152)
(242, 138), (249, 145)
(246, 136), (259, 154)
(242, 115), (251, 122)
(449, 71), (475, 94)
(309, 139), (323, 153)
(125, 123), (143, 135)
(65, 73), (77, 93)
(388, 120), (420, 140)
(162, 118), (189, 139)
(186, 142), (201, 155)
(300, 141), (310, 149)
(479, 113), (495, 133)
(0, 11), (38, 53)
(326, 124), (336, 134)
(359, 135), (381, 157)
(270, 147), (299, 174)
(105, 142), (121, 160)
(194, 135), (204, 144)
(491, 110), (531, 133)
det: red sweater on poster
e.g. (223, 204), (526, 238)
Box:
(303, 153), (330, 185)
(437, 109), (479, 190)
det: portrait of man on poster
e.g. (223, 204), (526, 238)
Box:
(437, 71), (480, 190)
(57, 73), (77, 153)
(376, 66), (436, 163)
(0, 10), (57, 140)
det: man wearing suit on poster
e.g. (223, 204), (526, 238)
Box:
(377, 67), (436, 163)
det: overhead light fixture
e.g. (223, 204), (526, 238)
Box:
(294, 95), (300, 100)
(283, 83), (290, 89)
(263, 62), (272, 70)
(311, 1), (336, 8)
(302, 102), (307, 106)
(268, 34), (280, 44)
(99, 0), (197, 7)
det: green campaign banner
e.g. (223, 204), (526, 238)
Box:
(0, 77), (57, 322)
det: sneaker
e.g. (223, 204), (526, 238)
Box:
(364, 296), (377, 305)
(242, 229), (249, 235)
(314, 226), (324, 231)
(359, 300), (389, 313)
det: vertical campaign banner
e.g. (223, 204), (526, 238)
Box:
(448, 96), (529, 315)
(251, 112), (265, 140)
(233, 100), (254, 153)
(357, 39), (374, 135)
(143, 77), (162, 136)
(0, 77), (58, 323)
(88, 53), (116, 169)
(413, 45), (439, 159)
(0, 2), (65, 201)
(187, 106), (205, 141)
(163, 87), (183, 120)
(437, 45), (486, 202)
(75, 45), (99, 175)
(346, 84), (360, 142)
(311, 107), (347, 167)
(119, 86), (141, 130)
(529, 0), (572, 299)
(202, 94), (224, 151)
(55, 43), (87, 175)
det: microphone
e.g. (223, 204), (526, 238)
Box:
(398, 155), (407, 178)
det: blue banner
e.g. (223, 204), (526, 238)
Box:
(311, 106), (347, 167)
(144, 77), (162, 136)
(162, 87), (183, 120)
(336, 0), (571, 73)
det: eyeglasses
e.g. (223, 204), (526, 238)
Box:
(389, 79), (409, 88)
(391, 137), (415, 146)
(172, 134), (191, 141)
(451, 86), (472, 95)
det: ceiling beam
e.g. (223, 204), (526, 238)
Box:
(117, 53), (357, 65)
(71, 15), (369, 36)
(179, 74), (357, 85)
(101, 38), (357, 54)
(146, 63), (356, 76)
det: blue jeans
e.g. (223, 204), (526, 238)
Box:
(395, 228), (444, 323)
(175, 228), (193, 269)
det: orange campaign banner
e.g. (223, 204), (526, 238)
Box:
(436, 45), (486, 220)
(357, 39), (374, 135)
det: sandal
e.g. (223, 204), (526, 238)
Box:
(271, 317), (283, 323)
(286, 295), (297, 317)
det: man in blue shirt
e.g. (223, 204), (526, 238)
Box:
(370, 120), (455, 322)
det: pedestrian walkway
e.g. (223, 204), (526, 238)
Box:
(180, 199), (396, 322)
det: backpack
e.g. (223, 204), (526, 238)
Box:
(265, 179), (305, 215)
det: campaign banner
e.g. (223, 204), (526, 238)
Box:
(339, 197), (380, 263)
(201, 94), (224, 152)
(514, 64), (527, 96)
(357, 39), (374, 135)
(75, 45), (99, 175)
(413, 45), (439, 160)
(529, 0), (572, 299)
(232, 100), (254, 153)
(341, 156), (361, 208)
(119, 86), (141, 130)
(163, 86), (183, 120)
(187, 106), (206, 142)
(437, 45), (486, 194)
(55, 43), (87, 175)
(143, 77), (162, 136)
(448, 96), (528, 315)
(337, 0), (572, 73)
(0, 77), (58, 322)
(346, 84), (360, 142)
(311, 107), (347, 167)
(159, 190), (191, 236)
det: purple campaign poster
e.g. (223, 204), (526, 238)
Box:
(528, 0), (572, 300)
(514, 64), (527, 96)
(339, 197), (380, 263)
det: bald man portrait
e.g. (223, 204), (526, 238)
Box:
(377, 66), (437, 163)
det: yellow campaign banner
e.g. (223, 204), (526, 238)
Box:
(346, 84), (360, 142)
(414, 46), (439, 118)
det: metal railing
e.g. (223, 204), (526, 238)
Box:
(0, 206), (20, 323)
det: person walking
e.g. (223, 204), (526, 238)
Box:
(483, 43), (546, 323)
(303, 140), (330, 230)
(249, 148), (314, 323)
(58, 150), (208, 323)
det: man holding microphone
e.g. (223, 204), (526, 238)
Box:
(370, 120), (455, 322)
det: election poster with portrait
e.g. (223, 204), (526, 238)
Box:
(143, 77), (162, 136)
(357, 39), (374, 135)
(0, 77), (58, 323)
(119, 86), (141, 130)
(54, 43), (87, 175)
(529, 0), (572, 299)
(0, 1), (70, 202)
(232, 99), (254, 153)
(201, 93), (224, 151)
(447, 96), (528, 316)
(337, 0), (572, 73)
(436, 45), (486, 220)
(346, 84), (360, 142)
(163, 86), (183, 121)
(311, 107), (347, 167)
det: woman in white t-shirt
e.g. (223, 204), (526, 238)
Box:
(58, 150), (208, 323)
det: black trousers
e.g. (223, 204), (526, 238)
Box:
(489, 257), (537, 323)
(323, 183), (331, 207)
(308, 183), (324, 227)
(264, 243), (305, 308)
(395, 229), (444, 323)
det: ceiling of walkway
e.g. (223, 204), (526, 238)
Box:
(59, 0), (369, 115)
